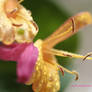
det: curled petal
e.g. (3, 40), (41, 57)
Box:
(17, 43), (38, 83)
(0, 42), (38, 83)
(0, 43), (29, 61)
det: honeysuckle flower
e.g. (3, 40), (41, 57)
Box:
(0, 42), (38, 83)
(25, 12), (92, 92)
(0, 0), (92, 92)
(0, 0), (38, 45)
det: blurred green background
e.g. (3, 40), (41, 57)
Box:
(0, 0), (80, 92)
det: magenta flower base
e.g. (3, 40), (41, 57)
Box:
(0, 43), (38, 83)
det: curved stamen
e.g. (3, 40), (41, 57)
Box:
(83, 52), (92, 61)
(12, 23), (22, 27)
(57, 64), (79, 80)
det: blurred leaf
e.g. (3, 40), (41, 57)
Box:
(0, 0), (79, 92)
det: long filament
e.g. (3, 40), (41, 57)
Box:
(43, 48), (92, 60)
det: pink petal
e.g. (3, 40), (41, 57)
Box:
(0, 43), (38, 83)
(17, 43), (38, 83)
(0, 43), (29, 61)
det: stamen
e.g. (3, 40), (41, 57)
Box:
(43, 48), (92, 60)
(12, 23), (22, 27)
(83, 52), (92, 61)
(58, 64), (79, 80)
(31, 21), (38, 31)
(71, 18), (76, 32)
(58, 65), (64, 76)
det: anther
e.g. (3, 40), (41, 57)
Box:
(12, 23), (22, 27)
(58, 65), (64, 76)
(72, 70), (79, 80)
(71, 18), (75, 32)
(83, 52), (92, 61)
